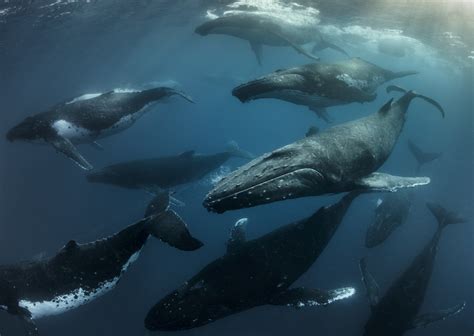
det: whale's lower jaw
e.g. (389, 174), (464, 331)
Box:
(204, 168), (325, 213)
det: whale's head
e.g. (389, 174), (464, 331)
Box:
(145, 281), (234, 331)
(232, 70), (307, 103)
(204, 140), (327, 213)
(86, 167), (127, 187)
(6, 116), (45, 142)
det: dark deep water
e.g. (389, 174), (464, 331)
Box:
(0, 0), (473, 335)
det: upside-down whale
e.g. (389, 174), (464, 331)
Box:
(365, 191), (413, 248)
(360, 202), (466, 336)
(6, 86), (194, 170)
(86, 142), (253, 191)
(204, 86), (443, 213)
(232, 58), (418, 121)
(0, 192), (202, 336)
(145, 192), (360, 331)
(195, 12), (347, 65)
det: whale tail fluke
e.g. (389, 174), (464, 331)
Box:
(145, 192), (203, 251)
(407, 140), (442, 173)
(426, 202), (467, 231)
(226, 141), (255, 159)
(386, 85), (445, 118)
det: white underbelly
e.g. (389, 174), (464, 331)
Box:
(254, 89), (340, 107)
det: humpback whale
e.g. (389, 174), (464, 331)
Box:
(145, 192), (359, 331)
(0, 192), (202, 335)
(6, 87), (194, 170)
(360, 203), (467, 336)
(195, 12), (346, 65)
(204, 87), (443, 213)
(232, 58), (418, 121)
(365, 191), (413, 248)
(86, 142), (253, 191)
(408, 139), (442, 173)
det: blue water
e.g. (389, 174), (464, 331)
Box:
(0, 1), (473, 335)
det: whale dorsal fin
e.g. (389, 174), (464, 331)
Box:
(378, 98), (394, 115)
(411, 302), (466, 329)
(226, 218), (248, 254)
(249, 41), (263, 66)
(179, 150), (195, 158)
(47, 135), (93, 170)
(305, 126), (320, 137)
(269, 287), (355, 307)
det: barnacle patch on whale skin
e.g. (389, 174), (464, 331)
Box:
(18, 250), (141, 319)
(336, 74), (369, 90)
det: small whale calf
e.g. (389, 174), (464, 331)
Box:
(6, 86), (194, 170)
(145, 192), (359, 331)
(365, 191), (413, 248)
(0, 192), (202, 335)
(195, 12), (337, 65)
(204, 86), (443, 213)
(86, 141), (253, 191)
(232, 58), (418, 121)
(360, 202), (467, 336)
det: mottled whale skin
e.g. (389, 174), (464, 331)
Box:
(145, 192), (359, 331)
(86, 142), (253, 191)
(232, 58), (418, 121)
(6, 87), (193, 170)
(365, 191), (413, 248)
(360, 203), (467, 336)
(204, 86), (443, 213)
(195, 12), (343, 64)
(0, 193), (202, 335)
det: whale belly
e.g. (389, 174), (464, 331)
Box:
(18, 250), (141, 319)
(52, 119), (94, 143)
(254, 89), (341, 108)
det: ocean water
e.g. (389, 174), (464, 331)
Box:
(0, 0), (473, 335)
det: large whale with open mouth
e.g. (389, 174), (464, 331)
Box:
(86, 141), (253, 192)
(195, 12), (347, 65)
(6, 86), (194, 170)
(145, 192), (359, 331)
(0, 192), (202, 336)
(232, 58), (418, 121)
(360, 202), (467, 336)
(204, 86), (444, 213)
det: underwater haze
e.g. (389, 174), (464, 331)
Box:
(0, 0), (473, 335)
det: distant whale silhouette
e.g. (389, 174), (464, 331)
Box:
(86, 141), (253, 191)
(232, 58), (418, 121)
(360, 202), (467, 336)
(145, 192), (359, 331)
(0, 192), (202, 335)
(407, 139), (442, 173)
(6, 87), (194, 170)
(204, 86), (443, 213)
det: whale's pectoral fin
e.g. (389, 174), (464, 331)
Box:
(48, 135), (93, 170)
(359, 258), (380, 308)
(269, 287), (355, 307)
(411, 302), (466, 329)
(354, 172), (430, 192)
(249, 41), (263, 65)
(226, 217), (248, 254)
(309, 106), (331, 123)
(270, 31), (320, 61)
(147, 209), (203, 251)
(17, 307), (39, 336)
(90, 141), (104, 151)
